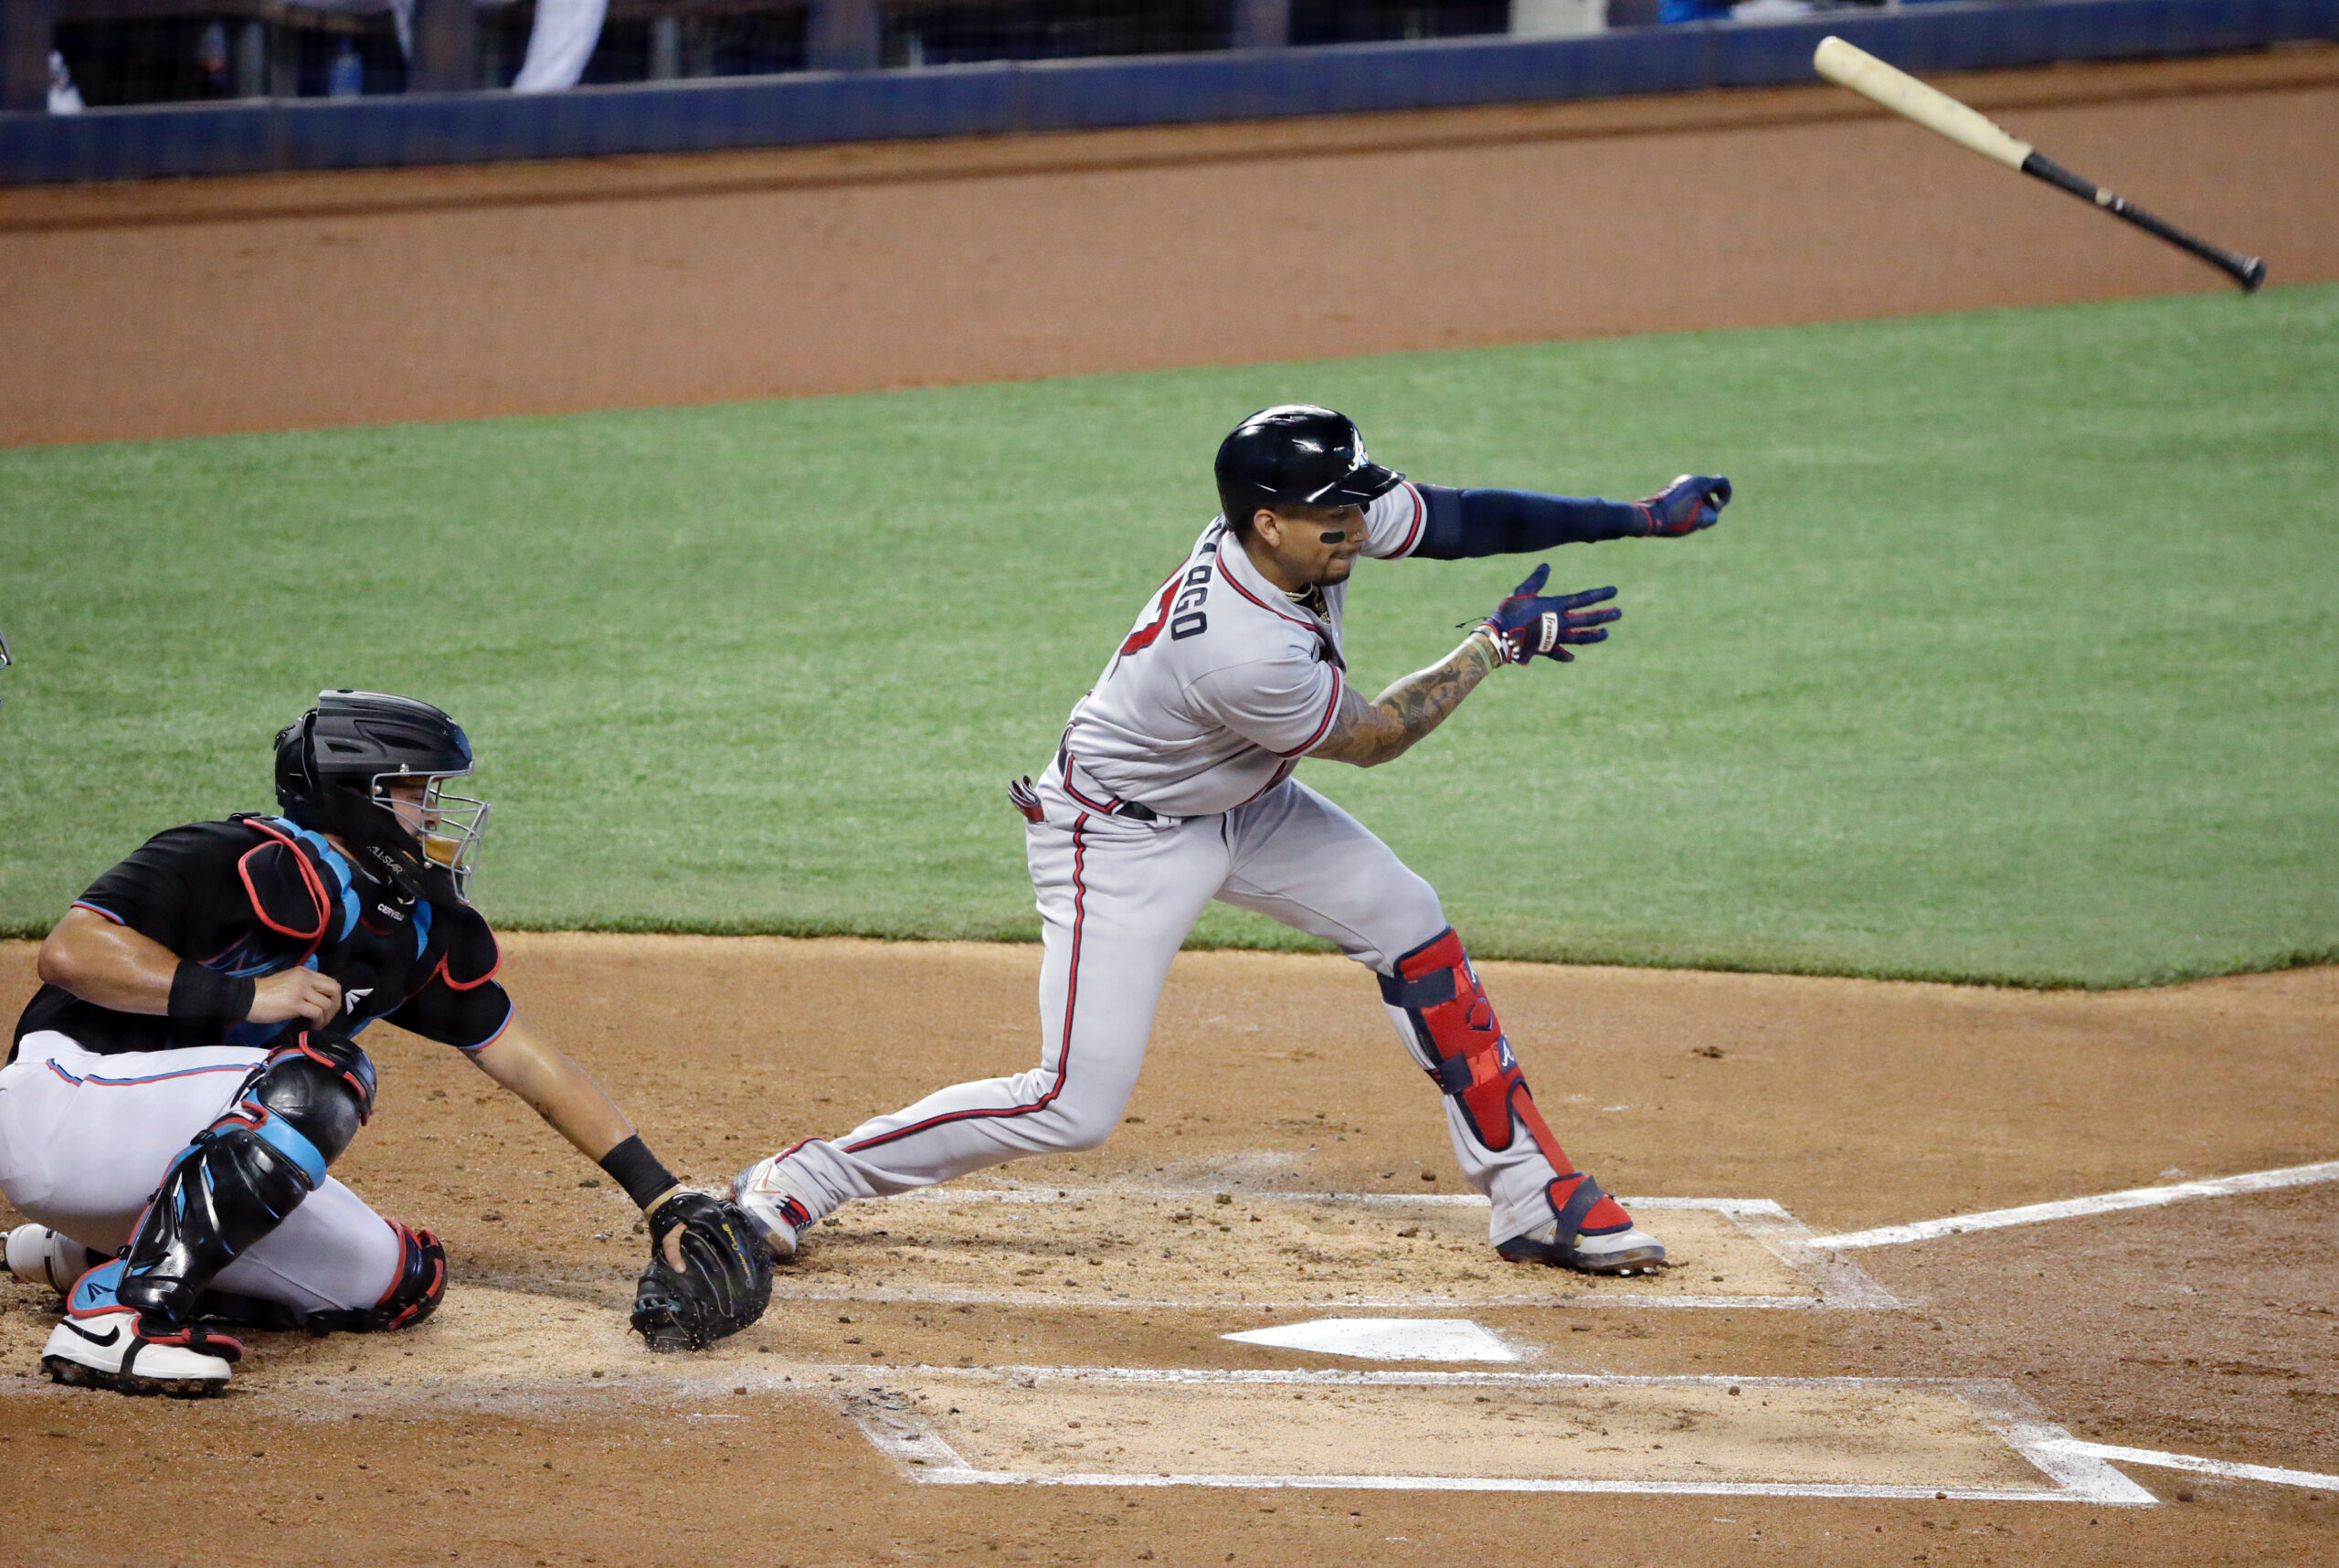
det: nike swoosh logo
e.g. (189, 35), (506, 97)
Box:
(63, 1321), (121, 1348)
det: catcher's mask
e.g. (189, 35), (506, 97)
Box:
(274, 690), (490, 899)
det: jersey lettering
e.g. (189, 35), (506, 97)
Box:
(1123, 561), (1217, 655)
(1117, 581), (1179, 657)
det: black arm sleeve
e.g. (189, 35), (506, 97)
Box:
(1413, 484), (1647, 560)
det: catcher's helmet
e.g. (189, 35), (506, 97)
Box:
(1214, 405), (1403, 524)
(274, 690), (490, 898)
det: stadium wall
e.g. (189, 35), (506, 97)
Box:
(2, 0), (2334, 185)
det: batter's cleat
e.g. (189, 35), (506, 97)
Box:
(5, 1224), (104, 1295)
(729, 1154), (818, 1260)
(1495, 1171), (1667, 1277)
(39, 1260), (238, 1398)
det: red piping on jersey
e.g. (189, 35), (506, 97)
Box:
(842, 814), (1091, 1155)
(1388, 482), (1426, 558)
(69, 901), (126, 926)
(1057, 751), (1120, 815)
(1059, 747), (1156, 820)
(1237, 758), (1300, 807)
(1273, 668), (1345, 758)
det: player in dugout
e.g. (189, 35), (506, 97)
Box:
(0, 690), (768, 1396)
(735, 406), (1730, 1279)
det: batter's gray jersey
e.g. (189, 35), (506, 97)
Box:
(1058, 481), (1428, 818)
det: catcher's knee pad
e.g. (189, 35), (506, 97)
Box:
(356, 1221), (446, 1332)
(263, 1220), (446, 1336)
(117, 1032), (374, 1323)
(196, 1222), (446, 1337)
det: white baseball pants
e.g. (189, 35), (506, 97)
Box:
(778, 773), (1577, 1243)
(0, 1033), (403, 1314)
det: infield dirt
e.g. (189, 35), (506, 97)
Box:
(2, 937), (2335, 1564)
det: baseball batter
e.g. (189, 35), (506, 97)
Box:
(1, 691), (767, 1396)
(736, 407), (1730, 1274)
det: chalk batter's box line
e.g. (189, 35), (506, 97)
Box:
(779, 1190), (1900, 1311)
(1806, 1159), (2339, 1251)
(846, 1369), (2154, 1506)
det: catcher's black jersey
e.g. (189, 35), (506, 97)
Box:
(12, 815), (510, 1059)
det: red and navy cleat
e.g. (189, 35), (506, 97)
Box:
(40, 1260), (238, 1397)
(1495, 1171), (1667, 1277)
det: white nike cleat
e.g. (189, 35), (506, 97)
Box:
(729, 1153), (818, 1260)
(40, 1261), (238, 1398)
(5, 1224), (103, 1294)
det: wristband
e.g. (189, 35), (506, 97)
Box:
(598, 1134), (680, 1212)
(169, 961), (256, 1027)
(1465, 626), (1508, 673)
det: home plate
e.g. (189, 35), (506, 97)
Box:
(848, 1370), (2154, 1503)
(1221, 1318), (1521, 1361)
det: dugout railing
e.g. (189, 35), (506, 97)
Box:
(2, 0), (2334, 183)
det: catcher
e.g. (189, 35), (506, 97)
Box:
(0, 690), (767, 1396)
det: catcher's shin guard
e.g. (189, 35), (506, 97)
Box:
(1381, 928), (1657, 1272)
(115, 1032), (376, 1325)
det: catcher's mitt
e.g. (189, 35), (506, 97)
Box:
(630, 1191), (775, 1352)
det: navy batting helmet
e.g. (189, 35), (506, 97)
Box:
(1214, 406), (1403, 526)
(274, 690), (490, 898)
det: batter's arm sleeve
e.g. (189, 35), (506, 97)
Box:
(1411, 485), (1648, 559)
(1186, 653), (1346, 758)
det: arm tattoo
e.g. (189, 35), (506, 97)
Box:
(1309, 632), (1497, 767)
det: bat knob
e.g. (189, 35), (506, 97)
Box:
(2238, 256), (2268, 293)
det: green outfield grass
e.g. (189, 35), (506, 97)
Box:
(3, 286), (2334, 987)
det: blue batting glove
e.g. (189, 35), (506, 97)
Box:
(1478, 565), (1621, 665)
(1635, 474), (1731, 537)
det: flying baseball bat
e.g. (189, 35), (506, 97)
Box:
(1813, 36), (2266, 292)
